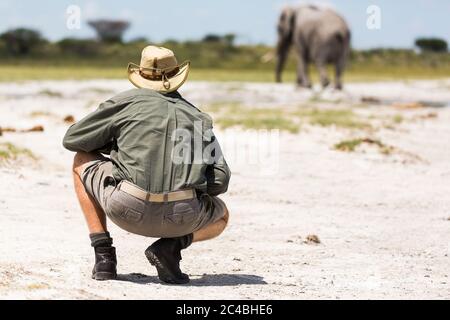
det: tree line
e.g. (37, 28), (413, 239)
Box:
(0, 19), (238, 57)
(0, 20), (448, 71)
(0, 17), (448, 57)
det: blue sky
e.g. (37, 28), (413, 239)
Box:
(1, 0), (449, 49)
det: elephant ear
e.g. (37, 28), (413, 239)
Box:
(278, 7), (296, 39)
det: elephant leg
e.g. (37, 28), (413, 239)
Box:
(275, 44), (290, 83)
(334, 58), (345, 90)
(316, 59), (330, 89)
(296, 56), (311, 88)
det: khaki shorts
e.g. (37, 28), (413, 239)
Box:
(80, 159), (226, 238)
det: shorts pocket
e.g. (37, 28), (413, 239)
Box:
(165, 199), (200, 225)
(118, 208), (143, 223)
(107, 190), (145, 223)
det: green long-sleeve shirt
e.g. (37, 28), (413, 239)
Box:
(63, 88), (231, 195)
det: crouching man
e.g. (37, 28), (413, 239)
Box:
(62, 46), (231, 284)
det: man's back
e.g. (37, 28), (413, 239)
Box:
(63, 88), (230, 194)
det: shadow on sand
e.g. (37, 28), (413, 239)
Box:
(117, 273), (267, 286)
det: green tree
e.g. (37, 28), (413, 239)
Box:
(223, 33), (236, 47)
(88, 20), (130, 43)
(0, 28), (44, 55)
(202, 34), (222, 43)
(127, 37), (149, 44)
(415, 38), (448, 53)
(202, 33), (236, 46)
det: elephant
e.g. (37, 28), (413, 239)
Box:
(275, 5), (351, 90)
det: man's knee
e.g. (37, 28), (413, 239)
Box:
(214, 205), (229, 235)
(72, 151), (101, 175)
(221, 206), (229, 225)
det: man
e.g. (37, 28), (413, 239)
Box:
(63, 46), (231, 284)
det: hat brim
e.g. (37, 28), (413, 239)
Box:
(127, 61), (190, 93)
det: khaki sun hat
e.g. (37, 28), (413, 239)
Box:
(127, 45), (190, 93)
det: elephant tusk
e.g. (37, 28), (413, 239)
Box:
(261, 51), (275, 63)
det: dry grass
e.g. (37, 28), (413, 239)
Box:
(29, 111), (54, 118)
(26, 283), (50, 290)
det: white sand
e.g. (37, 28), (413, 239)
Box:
(0, 79), (449, 299)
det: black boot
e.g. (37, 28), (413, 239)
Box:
(145, 234), (193, 284)
(92, 246), (117, 280)
(90, 232), (117, 281)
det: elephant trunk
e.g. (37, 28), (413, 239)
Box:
(275, 39), (291, 83)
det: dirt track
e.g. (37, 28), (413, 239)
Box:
(1, 79), (450, 299)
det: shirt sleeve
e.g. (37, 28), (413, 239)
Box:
(62, 100), (119, 153)
(205, 134), (231, 196)
(206, 160), (231, 196)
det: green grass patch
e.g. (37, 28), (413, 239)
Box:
(297, 108), (371, 129)
(215, 106), (299, 133)
(209, 103), (375, 133)
(392, 114), (404, 124)
(0, 43), (449, 82)
(37, 89), (63, 97)
(0, 142), (35, 162)
(334, 138), (393, 154)
(217, 116), (299, 133)
(0, 64), (449, 83)
(0, 65), (125, 82)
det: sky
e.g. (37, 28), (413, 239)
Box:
(0, 0), (449, 49)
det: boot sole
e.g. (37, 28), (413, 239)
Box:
(145, 249), (190, 284)
(92, 272), (117, 281)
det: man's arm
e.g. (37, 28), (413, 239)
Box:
(206, 160), (231, 196)
(63, 100), (119, 153)
(205, 133), (231, 196)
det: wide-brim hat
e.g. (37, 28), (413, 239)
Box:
(127, 45), (190, 93)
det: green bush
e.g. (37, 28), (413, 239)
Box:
(0, 28), (44, 55)
(202, 33), (236, 47)
(415, 38), (448, 53)
(57, 38), (101, 56)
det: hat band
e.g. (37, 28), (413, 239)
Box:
(139, 66), (180, 81)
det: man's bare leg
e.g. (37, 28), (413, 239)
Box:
(72, 151), (107, 233)
(193, 206), (229, 242)
(72, 151), (117, 280)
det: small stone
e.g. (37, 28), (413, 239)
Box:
(304, 234), (321, 244)
(64, 115), (75, 124)
(25, 125), (44, 132)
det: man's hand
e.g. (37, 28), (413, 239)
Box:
(96, 140), (116, 155)
(205, 164), (231, 196)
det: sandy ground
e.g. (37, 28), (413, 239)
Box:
(0, 79), (450, 299)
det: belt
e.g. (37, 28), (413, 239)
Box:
(119, 180), (196, 203)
